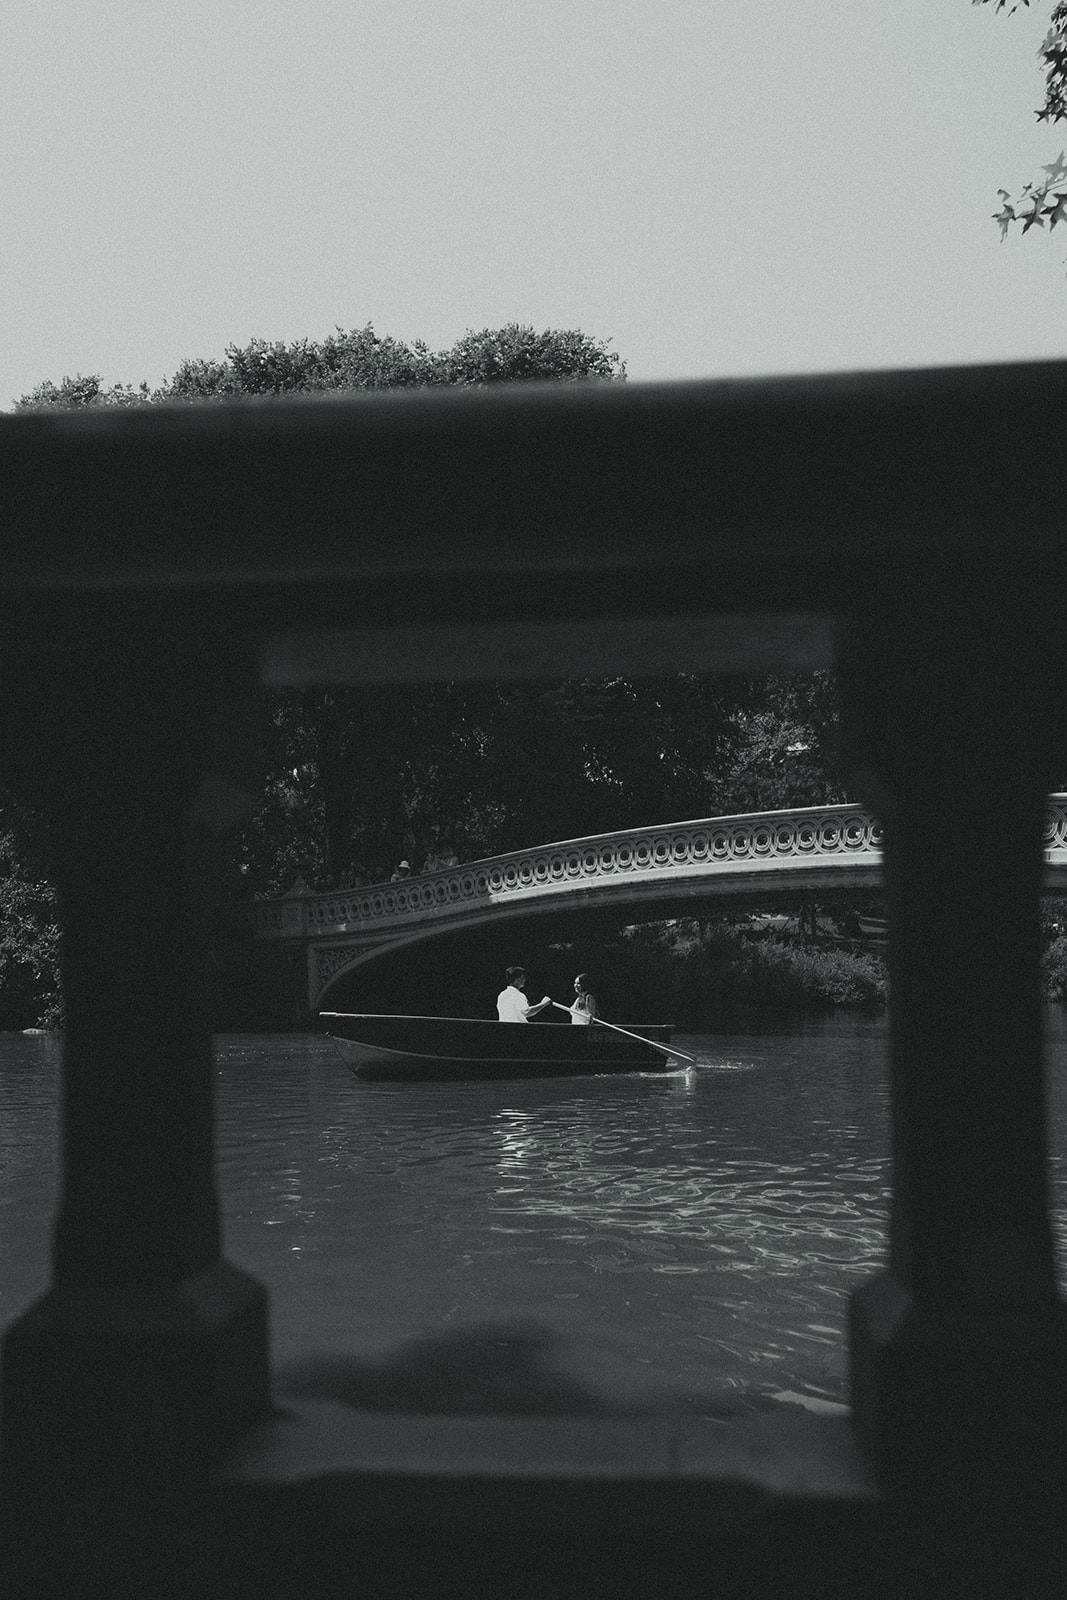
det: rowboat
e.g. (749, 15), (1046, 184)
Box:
(319, 1011), (679, 1080)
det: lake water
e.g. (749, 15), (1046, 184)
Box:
(5, 1013), (1067, 1423)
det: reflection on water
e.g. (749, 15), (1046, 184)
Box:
(211, 1016), (892, 1417)
(5, 1014), (1067, 1420)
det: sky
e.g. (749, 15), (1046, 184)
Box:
(3, 1), (1067, 405)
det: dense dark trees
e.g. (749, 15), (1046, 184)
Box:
(0, 791), (61, 1029)
(232, 672), (846, 896)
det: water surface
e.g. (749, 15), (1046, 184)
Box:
(4, 1014), (1067, 1421)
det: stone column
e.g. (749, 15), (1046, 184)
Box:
(839, 574), (1067, 1568)
(0, 598), (270, 1555)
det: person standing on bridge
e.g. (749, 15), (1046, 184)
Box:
(566, 973), (598, 1025)
(496, 967), (553, 1023)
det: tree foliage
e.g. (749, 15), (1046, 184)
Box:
(976, 1), (1067, 241)
(15, 373), (152, 410)
(227, 671), (847, 897)
(0, 794), (62, 1029)
(13, 323), (624, 411)
(708, 672), (845, 815)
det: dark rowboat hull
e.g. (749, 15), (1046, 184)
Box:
(320, 1012), (677, 1081)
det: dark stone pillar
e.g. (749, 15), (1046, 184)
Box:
(0, 599), (271, 1577)
(839, 573), (1067, 1569)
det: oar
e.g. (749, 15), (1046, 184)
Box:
(550, 1002), (696, 1064)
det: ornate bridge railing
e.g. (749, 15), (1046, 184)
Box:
(254, 794), (1067, 943)
(251, 796), (1067, 1005)
(252, 802), (885, 944)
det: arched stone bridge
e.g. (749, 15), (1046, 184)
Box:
(251, 796), (1067, 1011)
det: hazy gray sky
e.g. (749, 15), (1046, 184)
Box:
(3, 2), (1066, 403)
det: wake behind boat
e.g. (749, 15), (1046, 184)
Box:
(320, 1011), (678, 1081)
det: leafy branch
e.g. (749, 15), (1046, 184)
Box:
(976, 1), (1067, 241)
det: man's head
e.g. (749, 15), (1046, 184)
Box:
(505, 966), (526, 988)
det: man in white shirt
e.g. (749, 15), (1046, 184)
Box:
(496, 966), (553, 1022)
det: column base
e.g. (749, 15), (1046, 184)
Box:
(851, 1270), (1067, 1509)
(1, 1259), (270, 1502)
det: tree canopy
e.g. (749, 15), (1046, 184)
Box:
(14, 322), (624, 411)
(232, 673), (845, 898)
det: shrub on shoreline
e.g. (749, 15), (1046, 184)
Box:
(610, 919), (887, 1026)
(1042, 935), (1067, 1002)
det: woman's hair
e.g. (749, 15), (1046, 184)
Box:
(575, 973), (592, 989)
(505, 966), (526, 984)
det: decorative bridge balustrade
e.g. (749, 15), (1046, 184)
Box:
(250, 796), (1067, 1008)
(254, 794), (1067, 942)
(252, 803), (882, 941)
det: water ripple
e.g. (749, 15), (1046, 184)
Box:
(34, 1015), (1067, 1418)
